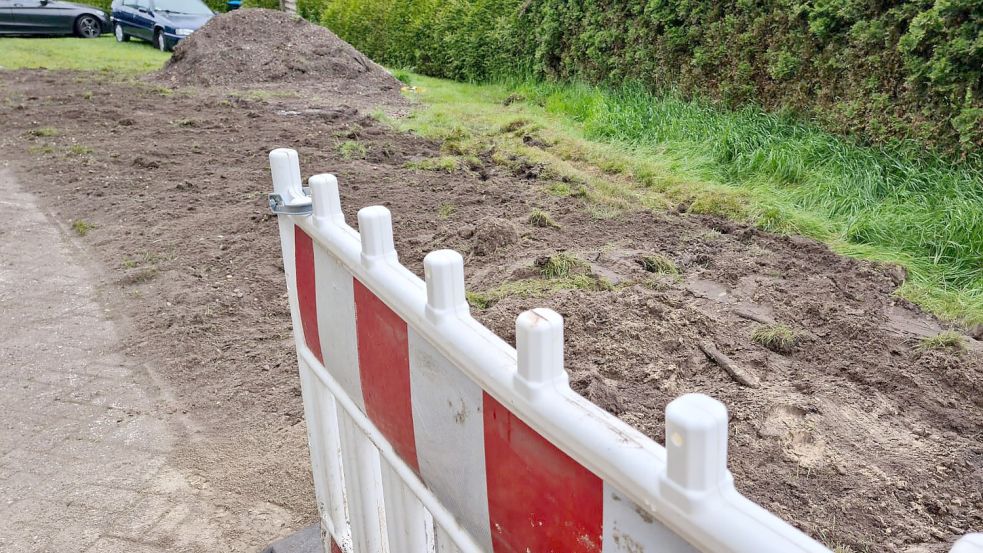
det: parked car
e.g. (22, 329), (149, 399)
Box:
(0, 0), (109, 38)
(110, 0), (212, 51)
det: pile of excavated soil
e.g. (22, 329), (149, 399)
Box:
(157, 8), (402, 95)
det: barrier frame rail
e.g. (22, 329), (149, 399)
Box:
(269, 148), (981, 553)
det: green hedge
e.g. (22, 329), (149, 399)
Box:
(241, 0), (280, 9)
(319, 0), (982, 158)
(203, 0), (228, 12)
(78, 0), (111, 11)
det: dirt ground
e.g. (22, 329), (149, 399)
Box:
(0, 64), (980, 552)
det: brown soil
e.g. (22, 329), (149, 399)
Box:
(1, 67), (980, 552)
(156, 8), (402, 94)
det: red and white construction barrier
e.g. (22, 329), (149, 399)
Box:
(269, 148), (982, 553)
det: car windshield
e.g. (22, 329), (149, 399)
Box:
(153, 0), (211, 15)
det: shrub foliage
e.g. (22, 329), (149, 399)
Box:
(319, 0), (982, 157)
(241, 0), (279, 9)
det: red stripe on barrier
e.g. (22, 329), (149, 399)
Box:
(483, 392), (603, 553)
(353, 278), (420, 473)
(294, 226), (323, 364)
(331, 540), (342, 553)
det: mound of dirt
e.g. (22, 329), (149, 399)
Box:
(471, 217), (519, 256)
(156, 8), (402, 93)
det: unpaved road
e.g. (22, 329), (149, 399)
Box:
(0, 65), (979, 553)
(0, 169), (301, 551)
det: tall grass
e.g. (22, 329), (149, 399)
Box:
(392, 74), (983, 324)
(511, 81), (983, 297)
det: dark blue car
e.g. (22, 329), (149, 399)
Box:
(110, 0), (212, 51)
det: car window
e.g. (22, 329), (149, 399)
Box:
(0, 0), (15, 7)
(152, 0), (211, 15)
(135, 0), (149, 9)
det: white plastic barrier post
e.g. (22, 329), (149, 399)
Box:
(514, 308), (568, 397)
(953, 535), (983, 553)
(660, 394), (731, 513)
(269, 148), (980, 553)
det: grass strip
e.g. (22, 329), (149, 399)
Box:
(0, 36), (170, 74)
(383, 72), (983, 326)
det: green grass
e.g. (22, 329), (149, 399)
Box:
(917, 331), (966, 352)
(437, 202), (456, 218)
(0, 36), (169, 74)
(751, 324), (800, 354)
(391, 67), (413, 85)
(639, 254), (679, 275)
(28, 144), (57, 155)
(71, 219), (94, 236)
(28, 127), (59, 137)
(538, 253), (588, 279)
(467, 273), (613, 310)
(385, 72), (983, 326)
(528, 208), (560, 229)
(67, 144), (93, 156)
(338, 140), (367, 160)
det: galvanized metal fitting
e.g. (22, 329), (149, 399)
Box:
(269, 187), (312, 215)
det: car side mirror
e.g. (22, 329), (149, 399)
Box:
(39, 0), (48, 5)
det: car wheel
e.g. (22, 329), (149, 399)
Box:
(113, 22), (129, 42)
(154, 29), (168, 52)
(75, 15), (101, 39)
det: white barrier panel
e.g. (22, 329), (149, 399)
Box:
(269, 148), (981, 553)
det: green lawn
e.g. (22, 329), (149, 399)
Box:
(0, 35), (169, 73)
(386, 73), (983, 326)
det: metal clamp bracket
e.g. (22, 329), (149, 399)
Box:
(269, 187), (312, 216)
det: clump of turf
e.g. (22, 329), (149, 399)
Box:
(467, 272), (613, 310)
(437, 203), (456, 218)
(71, 220), (94, 236)
(751, 324), (799, 354)
(28, 127), (59, 137)
(639, 254), (678, 275)
(338, 140), (367, 160)
(67, 144), (92, 156)
(466, 291), (491, 310)
(538, 253), (587, 279)
(500, 118), (531, 133)
(528, 208), (560, 229)
(918, 331), (966, 352)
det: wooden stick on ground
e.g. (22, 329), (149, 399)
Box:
(734, 308), (775, 325)
(699, 341), (760, 388)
